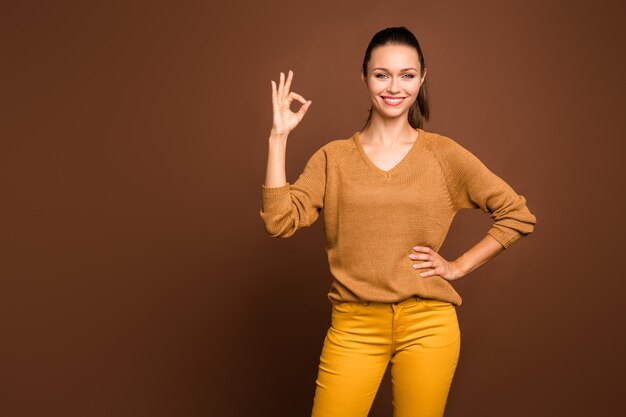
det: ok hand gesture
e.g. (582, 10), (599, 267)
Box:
(271, 70), (312, 136)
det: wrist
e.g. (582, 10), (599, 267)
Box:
(452, 256), (470, 278)
(269, 129), (289, 141)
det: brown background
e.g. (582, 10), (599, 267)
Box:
(2, 0), (624, 416)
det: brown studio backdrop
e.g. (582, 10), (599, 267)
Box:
(1, 1), (624, 416)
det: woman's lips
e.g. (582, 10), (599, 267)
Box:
(381, 96), (406, 106)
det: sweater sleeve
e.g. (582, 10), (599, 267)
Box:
(259, 146), (327, 238)
(438, 136), (537, 249)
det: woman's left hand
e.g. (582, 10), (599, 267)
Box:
(409, 246), (465, 282)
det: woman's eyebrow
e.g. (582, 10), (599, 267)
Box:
(372, 67), (418, 71)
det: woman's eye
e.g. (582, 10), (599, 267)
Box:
(375, 73), (415, 79)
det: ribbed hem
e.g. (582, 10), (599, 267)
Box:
(487, 228), (523, 249)
(261, 182), (290, 196)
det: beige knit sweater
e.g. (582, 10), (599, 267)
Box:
(259, 128), (537, 306)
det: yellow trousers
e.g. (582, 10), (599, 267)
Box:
(311, 296), (461, 417)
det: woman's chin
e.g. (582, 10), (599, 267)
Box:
(374, 108), (409, 119)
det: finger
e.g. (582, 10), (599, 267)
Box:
(419, 265), (440, 277)
(412, 261), (433, 270)
(271, 80), (278, 111)
(287, 91), (307, 105)
(284, 69), (293, 96)
(295, 100), (311, 118)
(278, 71), (284, 99)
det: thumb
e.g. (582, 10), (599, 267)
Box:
(296, 100), (312, 118)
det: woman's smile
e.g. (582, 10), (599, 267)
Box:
(381, 96), (407, 106)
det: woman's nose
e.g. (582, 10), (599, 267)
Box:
(388, 76), (400, 93)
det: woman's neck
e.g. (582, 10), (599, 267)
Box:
(360, 117), (417, 145)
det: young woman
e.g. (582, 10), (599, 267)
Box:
(260, 26), (537, 417)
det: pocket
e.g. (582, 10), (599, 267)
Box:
(331, 301), (362, 315)
(420, 298), (455, 311)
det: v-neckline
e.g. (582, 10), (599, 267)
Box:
(353, 128), (423, 179)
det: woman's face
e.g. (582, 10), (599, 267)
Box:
(361, 44), (426, 119)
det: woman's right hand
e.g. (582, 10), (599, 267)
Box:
(271, 70), (312, 136)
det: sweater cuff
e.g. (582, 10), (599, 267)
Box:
(487, 227), (523, 249)
(262, 182), (291, 196)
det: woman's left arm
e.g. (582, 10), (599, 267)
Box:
(439, 135), (538, 249)
(453, 233), (506, 280)
(411, 234), (504, 281)
(412, 135), (538, 281)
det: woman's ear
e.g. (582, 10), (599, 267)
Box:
(421, 68), (427, 84)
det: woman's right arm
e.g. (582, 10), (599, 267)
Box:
(263, 70), (311, 188)
(260, 144), (327, 238)
(263, 130), (289, 188)
(261, 70), (327, 238)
